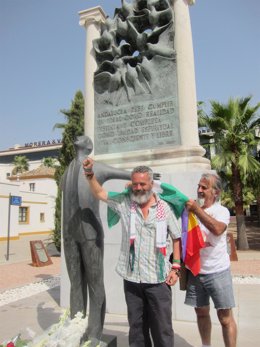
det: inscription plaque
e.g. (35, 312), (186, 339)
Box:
(30, 240), (53, 267)
(95, 98), (180, 154)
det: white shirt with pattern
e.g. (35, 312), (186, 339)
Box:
(107, 193), (181, 283)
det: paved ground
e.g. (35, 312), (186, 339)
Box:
(0, 224), (260, 346)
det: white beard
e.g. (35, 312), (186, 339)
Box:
(130, 190), (153, 205)
(197, 198), (205, 207)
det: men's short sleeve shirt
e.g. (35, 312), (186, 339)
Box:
(199, 202), (230, 274)
(107, 193), (181, 283)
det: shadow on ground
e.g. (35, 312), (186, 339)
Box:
(36, 287), (62, 331)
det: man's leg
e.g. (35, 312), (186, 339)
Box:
(145, 283), (174, 347)
(195, 306), (212, 346)
(217, 308), (237, 347)
(205, 269), (236, 347)
(124, 280), (152, 347)
(185, 272), (211, 346)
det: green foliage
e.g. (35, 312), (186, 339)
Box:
(12, 155), (29, 175)
(52, 90), (84, 250)
(198, 96), (260, 249)
(221, 188), (255, 211)
(53, 188), (62, 252)
(42, 157), (56, 168)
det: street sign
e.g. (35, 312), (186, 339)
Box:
(10, 195), (22, 206)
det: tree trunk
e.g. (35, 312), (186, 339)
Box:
(231, 161), (249, 250)
(257, 194), (260, 227)
(236, 214), (249, 250)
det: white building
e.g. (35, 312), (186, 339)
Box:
(0, 141), (60, 241)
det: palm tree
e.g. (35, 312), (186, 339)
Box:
(246, 167), (260, 226)
(12, 155), (29, 175)
(42, 157), (56, 168)
(199, 96), (260, 250)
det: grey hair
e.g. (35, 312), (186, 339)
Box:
(131, 166), (153, 181)
(201, 173), (222, 201)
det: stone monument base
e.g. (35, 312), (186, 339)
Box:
(100, 334), (117, 347)
(61, 170), (214, 324)
(94, 145), (211, 173)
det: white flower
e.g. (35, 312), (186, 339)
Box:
(2, 311), (101, 347)
(27, 310), (99, 347)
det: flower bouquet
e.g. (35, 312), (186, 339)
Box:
(1, 310), (102, 347)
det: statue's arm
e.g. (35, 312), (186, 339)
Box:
(102, 164), (161, 181)
(105, 165), (131, 181)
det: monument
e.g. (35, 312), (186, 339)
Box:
(79, 0), (210, 172)
(61, 0), (211, 339)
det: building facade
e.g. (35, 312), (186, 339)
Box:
(0, 141), (61, 242)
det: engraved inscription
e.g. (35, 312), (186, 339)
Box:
(95, 98), (180, 154)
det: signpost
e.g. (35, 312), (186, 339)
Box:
(10, 195), (22, 206)
(7, 194), (22, 261)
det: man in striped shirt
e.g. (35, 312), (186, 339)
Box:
(83, 158), (181, 347)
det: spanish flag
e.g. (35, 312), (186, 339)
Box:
(182, 208), (205, 276)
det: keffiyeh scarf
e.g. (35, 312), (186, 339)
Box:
(129, 198), (167, 273)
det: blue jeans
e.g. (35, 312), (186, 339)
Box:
(124, 280), (174, 347)
(185, 268), (235, 309)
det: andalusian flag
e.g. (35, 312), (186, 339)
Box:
(182, 208), (205, 276)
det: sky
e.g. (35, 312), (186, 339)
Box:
(0, 0), (259, 151)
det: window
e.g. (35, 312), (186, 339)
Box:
(19, 207), (29, 223)
(29, 183), (35, 192)
(40, 213), (45, 223)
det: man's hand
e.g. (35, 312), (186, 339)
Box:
(83, 157), (94, 177)
(165, 269), (179, 286)
(186, 199), (200, 213)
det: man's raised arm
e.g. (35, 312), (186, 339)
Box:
(82, 158), (108, 202)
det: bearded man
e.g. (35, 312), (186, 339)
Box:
(185, 173), (237, 347)
(83, 159), (181, 347)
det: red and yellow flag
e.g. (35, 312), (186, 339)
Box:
(182, 210), (205, 276)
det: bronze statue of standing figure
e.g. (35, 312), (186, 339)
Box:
(61, 135), (131, 346)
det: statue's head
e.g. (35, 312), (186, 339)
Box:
(74, 136), (93, 156)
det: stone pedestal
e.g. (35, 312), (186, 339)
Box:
(101, 334), (117, 347)
(61, 171), (208, 318)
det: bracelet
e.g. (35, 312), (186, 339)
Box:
(172, 259), (181, 264)
(171, 268), (181, 277)
(85, 173), (94, 180)
(171, 264), (181, 270)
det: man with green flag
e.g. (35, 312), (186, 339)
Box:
(83, 158), (187, 347)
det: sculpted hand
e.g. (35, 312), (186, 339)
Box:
(153, 172), (161, 180)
